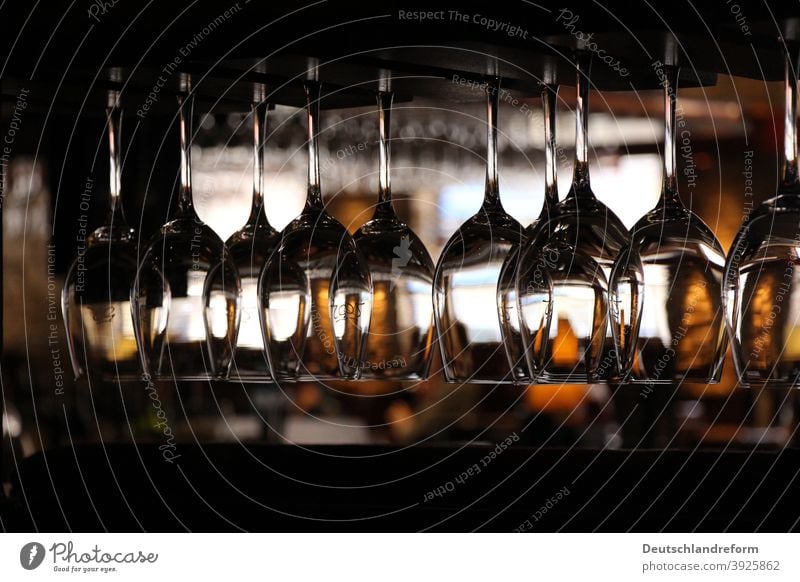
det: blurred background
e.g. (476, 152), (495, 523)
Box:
(3, 73), (798, 488)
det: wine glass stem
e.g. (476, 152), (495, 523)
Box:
(305, 81), (324, 211)
(106, 89), (126, 226)
(572, 51), (591, 192)
(783, 50), (800, 189)
(375, 90), (395, 217)
(250, 100), (268, 222)
(542, 84), (560, 214)
(660, 66), (681, 206)
(176, 92), (196, 218)
(483, 76), (502, 210)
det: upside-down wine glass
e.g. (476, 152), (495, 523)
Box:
(260, 79), (371, 380)
(433, 76), (525, 384)
(610, 64), (726, 386)
(133, 77), (241, 380)
(516, 51), (629, 382)
(62, 88), (140, 381)
(226, 88), (280, 382)
(497, 82), (561, 384)
(354, 86), (435, 380)
(725, 45), (800, 387)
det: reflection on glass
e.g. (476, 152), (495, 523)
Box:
(62, 89), (140, 381)
(133, 80), (240, 380)
(433, 77), (525, 384)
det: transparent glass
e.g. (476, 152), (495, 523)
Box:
(611, 65), (726, 385)
(516, 52), (629, 383)
(354, 90), (435, 380)
(260, 81), (371, 381)
(434, 77), (525, 384)
(517, 240), (607, 381)
(62, 91), (140, 381)
(133, 88), (240, 380)
(725, 49), (800, 387)
(497, 84), (560, 384)
(226, 100), (280, 382)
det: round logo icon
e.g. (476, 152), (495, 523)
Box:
(20, 542), (46, 570)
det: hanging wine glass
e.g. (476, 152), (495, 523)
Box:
(516, 51), (629, 382)
(133, 77), (240, 380)
(354, 86), (435, 380)
(226, 90), (280, 382)
(497, 83), (561, 384)
(610, 64), (726, 385)
(724, 46), (800, 387)
(433, 76), (525, 384)
(62, 88), (140, 381)
(260, 79), (371, 381)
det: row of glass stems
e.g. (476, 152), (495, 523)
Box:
(62, 49), (800, 389)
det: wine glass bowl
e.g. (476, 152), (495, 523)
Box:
(63, 226), (140, 381)
(435, 212), (524, 383)
(726, 194), (800, 386)
(517, 231), (608, 382)
(613, 210), (726, 384)
(265, 211), (371, 380)
(135, 217), (240, 380)
(354, 227), (434, 379)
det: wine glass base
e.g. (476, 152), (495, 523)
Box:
(736, 377), (800, 389)
(359, 373), (428, 382)
(82, 372), (146, 383)
(442, 376), (520, 385)
(534, 372), (598, 385)
(149, 374), (223, 382)
(226, 376), (276, 384)
(294, 373), (359, 382)
(624, 378), (721, 386)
